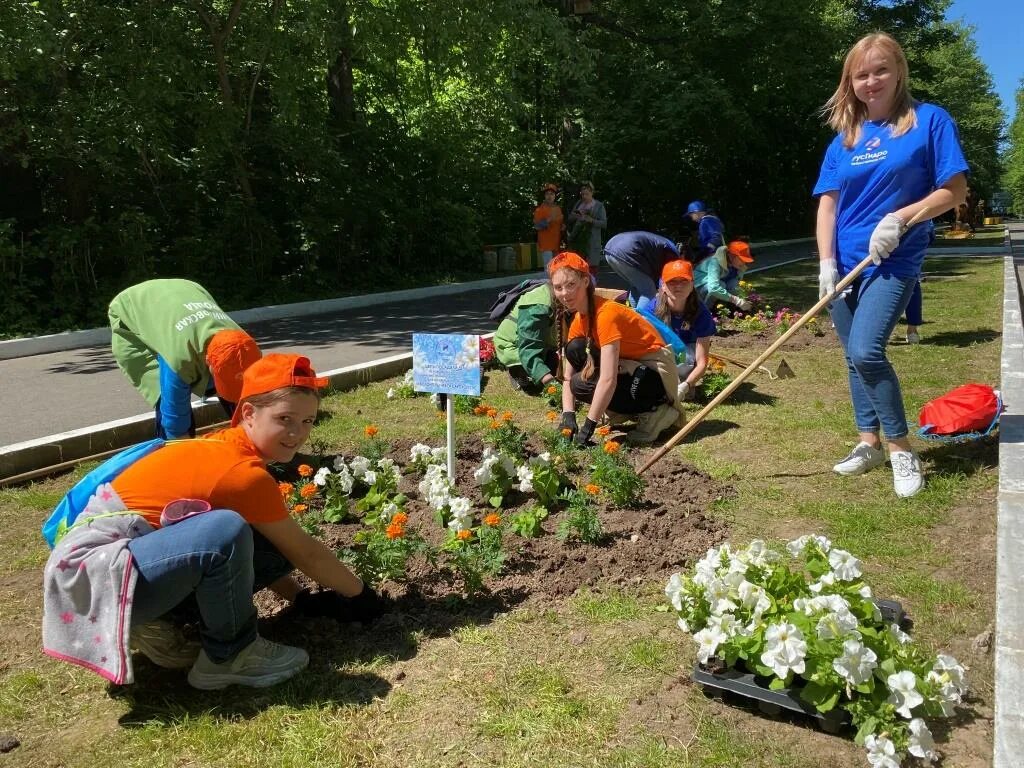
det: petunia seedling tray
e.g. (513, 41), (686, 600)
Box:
(693, 599), (909, 734)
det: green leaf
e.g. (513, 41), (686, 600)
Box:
(768, 676), (788, 690)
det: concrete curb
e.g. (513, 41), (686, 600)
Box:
(995, 232), (1024, 767)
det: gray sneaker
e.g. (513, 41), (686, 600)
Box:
(891, 450), (925, 498)
(130, 620), (201, 669)
(187, 636), (309, 690)
(832, 442), (885, 476)
(627, 403), (680, 445)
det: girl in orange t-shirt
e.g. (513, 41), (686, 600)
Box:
(549, 251), (681, 446)
(533, 183), (564, 266)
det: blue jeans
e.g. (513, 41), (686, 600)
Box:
(830, 273), (918, 439)
(604, 257), (657, 307)
(905, 281), (923, 326)
(127, 510), (293, 663)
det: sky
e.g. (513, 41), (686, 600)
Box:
(947, 0), (1023, 120)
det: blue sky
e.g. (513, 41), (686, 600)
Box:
(947, 0), (1022, 120)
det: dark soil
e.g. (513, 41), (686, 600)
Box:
(257, 435), (730, 630)
(713, 325), (840, 352)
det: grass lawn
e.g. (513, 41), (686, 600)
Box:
(931, 224), (1004, 247)
(0, 257), (1000, 767)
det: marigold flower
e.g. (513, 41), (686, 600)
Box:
(603, 440), (621, 455)
(561, 428), (573, 437)
(278, 482), (294, 497)
(385, 522), (405, 539)
(596, 425), (611, 437)
(486, 407), (498, 418)
(501, 411), (514, 422)
(546, 385), (558, 395)
(292, 504), (308, 514)
(297, 464), (314, 478)
(490, 420), (502, 430)
(484, 513), (501, 527)
(545, 411), (558, 422)
(456, 529), (473, 541)
(391, 512), (409, 526)
(364, 425), (379, 438)
(473, 405), (486, 415)
(585, 483), (601, 495)
(300, 483), (318, 499)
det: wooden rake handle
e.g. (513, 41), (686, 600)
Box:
(638, 208), (931, 475)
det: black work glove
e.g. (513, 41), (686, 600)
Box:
(574, 417), (598, 447)
(293, 585), (390, 623)
(559, 411), (579, 439)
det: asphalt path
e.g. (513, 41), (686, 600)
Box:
(0, 243), (817, 447)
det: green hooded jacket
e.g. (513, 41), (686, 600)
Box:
(493, 283), (557, 384)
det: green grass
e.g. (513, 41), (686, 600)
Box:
(930, 224), (1004, 247)
(0, 257), (1000, 767)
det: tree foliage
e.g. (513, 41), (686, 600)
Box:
(0, 0), (1006, 335)
(1005, 82), (1024, 215)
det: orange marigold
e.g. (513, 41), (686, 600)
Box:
(292, 504), (308, 514)
(501, 411), (514, 422)
(561, 428), (573, 437)
(546, 385), (558, 395)
(473, 405), (486, 415)
(391, 512), (409, 526)
(364, 424), (379, 438)
(545, 411), (558, 422)
(278, 482), (294, 497)
(490, 420), (502, 430)
(300, 483), (318, 499)
(483, 513), (501, 527)
(486, 407), (498, 418)
(585, 483), (601, 495)
(603, 440), (621, 455)
(385, 522), (405, 540)
(456, 529), (472, 541)
(297, 464), (314, 478)
(596, 425), (611, 437)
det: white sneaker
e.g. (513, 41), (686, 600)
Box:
(891, 451), (925, 498)
(187, 636), (309, 690)
(832, 442), (885, 476)
(627, 403), (679, 445)
(130, 620), (201, 669)
(905, 331), (921, 344)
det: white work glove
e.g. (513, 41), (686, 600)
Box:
(677, 380), (691, 401)
(729, 295), (752, 312)
(818, 257), (839, 300)
(868, 213), (906, 265)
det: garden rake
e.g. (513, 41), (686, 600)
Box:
(711, 352), (795, 381)
(639, 207), (933, 475)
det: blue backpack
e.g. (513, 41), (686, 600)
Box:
(42, 438), (165, 548)
(635, 306), (686, 358)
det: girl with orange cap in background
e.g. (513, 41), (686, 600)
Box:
(636, 260), (717, 401)
(108, 279), (263, 439)
(43, 353), (388, 691)
(533, 183), (564, 267)
(693, 240), (755, 311)
(549, 251), (682, 446)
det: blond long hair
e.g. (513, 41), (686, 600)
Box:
(822, 32), (917, 149)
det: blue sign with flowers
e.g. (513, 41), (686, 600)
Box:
(412, 333), (481, 396)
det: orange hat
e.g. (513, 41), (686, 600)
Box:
(661, 259), (694, 283)
(727, 241), (754, 264)
(230, 353), (328, 426)
(205, 329), (262, 404)
(547, 250), (591, 277)
(542, 183), (559, 194)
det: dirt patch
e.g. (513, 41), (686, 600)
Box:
(713, 326), (840, 353)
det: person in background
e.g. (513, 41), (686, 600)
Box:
(43, 354), (389, 691)
(602, 230), (680, 308)
(694, 240), (754, 312)
(549, 251), (682, 446)
(685, 200), (725, 263)
(108, 279), (262, 439)
(637, 260), (717, 401)
(493, 281), (559, 392)
(814, 32), (968, 498)
(533, 183), (564, 266)
(567, 181), (608, 268)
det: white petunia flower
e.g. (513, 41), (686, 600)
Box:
(410, 443), (432, 462)
(333, 456), (347, 472)
(887, 670), (924, 718)
(932, 654), (966, 692)
(864, 734), (901, 768)
(907, 718), (937, 762)
(759, 622), (807, 679)
(694, 625), (728, 665)
(708, 612), (741, 638)
(362, 470), (377, 487)
(430, 446), (447, 460)
(382, 502), (399, 518)
(738, 580), (771, 616)
(386, 388), (395, 400)
(349, 456), (371, 478)
(832, 638), (877, 685)
(517, 465), (534, 493)
(859, 584), (874, 599)
(925, 671), (962, 717)
(335, 465), (353, 494)
(449, 496), (471, 518)
(828, 548), (862, 581)
(677, 617), (691, 633)
(313, 467), (331, 487)
(665, 573), (685, 611)
(529, 452), (552, 467)
(816, 609), (860, 640)
(808, 571), (836, 593)
(473, 464), (494, 485)
(786, 534), (832, 557)
(704, 578), (737, 616)
(888, 623), (912, 645)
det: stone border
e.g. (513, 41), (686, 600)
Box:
(995, 232), (1024, 766)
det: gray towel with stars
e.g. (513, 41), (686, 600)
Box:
(42, 484), (153, 684)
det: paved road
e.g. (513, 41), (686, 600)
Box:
(1, 243), (817, 447)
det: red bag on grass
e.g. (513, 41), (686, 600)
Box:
(918, 383), (1001, 436)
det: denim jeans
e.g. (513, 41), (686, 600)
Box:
(829, 272), (918, 439)
(905, 281), (923, 326)
(603, 257), (658, 307)
(127, 510), (293, 663)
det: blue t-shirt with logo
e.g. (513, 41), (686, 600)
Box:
(603, 231), (679, 278)
(635, 296), (717, 345)
(812, 102), (968, 279)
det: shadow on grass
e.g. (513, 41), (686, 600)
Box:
(675, 418), (740, 440)
(920, 328), (1000, 347)
(920, 435), (998, 478)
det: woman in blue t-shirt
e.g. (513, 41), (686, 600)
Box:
(813, 32), (968, 498)
(636, 259), (717, 401)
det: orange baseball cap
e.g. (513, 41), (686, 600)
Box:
(727, 241), (754, 263)
(231, 353), (328, 426)
(542, 183), (559, 194)
(661, 259), (694, 283)
(547, 250), (590, 277)
(205, 329), (262, 404)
